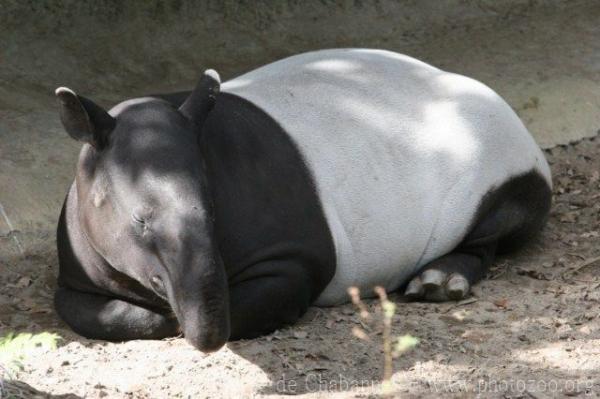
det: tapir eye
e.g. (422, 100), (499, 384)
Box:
(132, 213), (147, 224)
(150, 275), (167, 298)
(131, 215), (148, 236)
(132, 206), (154, 234)
(132, 206), (153, 222)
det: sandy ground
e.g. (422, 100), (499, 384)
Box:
(1, 1), (600, 398)
(0, 137), (598, 398)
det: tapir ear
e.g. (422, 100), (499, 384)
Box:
(55, 87), (116, 149)
(179, 69), (220, 129)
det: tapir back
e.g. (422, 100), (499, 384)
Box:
(222, 49), (551, 305)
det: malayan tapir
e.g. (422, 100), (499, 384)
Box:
(54, 49), (552, 352)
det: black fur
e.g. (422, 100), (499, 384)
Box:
(55, 92), (337, 345)
(200, 93), (337, 338)
(419, 170), (552, 285)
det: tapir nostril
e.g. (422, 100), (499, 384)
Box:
(150, 275), (167, 298)
(184, 326), (229, 353)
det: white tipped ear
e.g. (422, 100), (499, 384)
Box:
(55, 86), (76, 97)
(179, 69), (221, 129)
(55, 87), (115, 148)
(203, 69), (220, 82)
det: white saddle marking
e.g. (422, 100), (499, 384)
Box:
(223, 49), (551, 305)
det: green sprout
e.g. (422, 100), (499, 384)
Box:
(348, 286), (419, 397)
(0, 332), (62, 374)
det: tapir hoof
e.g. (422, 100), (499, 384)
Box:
(404, 270), (471, 302)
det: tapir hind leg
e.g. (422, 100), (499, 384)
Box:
(405, 244), (496, 301)
(404, 170), (552, 302)
(55, 288), (180, 341)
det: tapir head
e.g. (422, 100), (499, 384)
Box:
(56, 70), (229, 352)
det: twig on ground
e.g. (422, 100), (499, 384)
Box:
(441, 297), (478, 313)
(562, 256), (600, 280)
(0, 201), (25, 256)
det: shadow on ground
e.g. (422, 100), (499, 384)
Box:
(2, 380), (82, 399)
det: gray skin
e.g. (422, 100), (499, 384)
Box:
(55, 71), (229, 351)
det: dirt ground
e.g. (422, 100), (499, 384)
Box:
(2, 1), (600, 398)
(0, 135), (597, 398)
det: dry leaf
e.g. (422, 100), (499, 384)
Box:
(293, 331), (308, 339)
(351, 326), (370, 341)
(493, 298), (509, 309)
(16, 276), (32, 288)
(6, 276), (32, 289)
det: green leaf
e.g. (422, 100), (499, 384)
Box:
(395, 334), (419, 353)
(0, 332), (61, 374)
(381, 379), (394, 394)
(382, 301), (396, 319)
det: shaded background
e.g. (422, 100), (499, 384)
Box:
(1, 1), (600, 397)
(1, 0), (599, 260)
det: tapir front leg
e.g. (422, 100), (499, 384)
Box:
(55, 288), (180, 341)
(227, 259), (315, 340)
